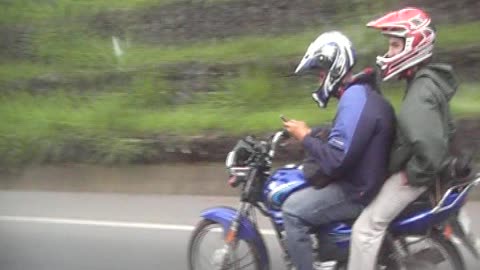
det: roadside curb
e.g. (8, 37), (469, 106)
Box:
(1, 163), (479, 201)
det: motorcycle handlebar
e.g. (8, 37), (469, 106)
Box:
(268, 130), (290, 159)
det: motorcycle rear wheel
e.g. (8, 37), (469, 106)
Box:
(384, 231), (464, 270)
(188, 219), (263, 270)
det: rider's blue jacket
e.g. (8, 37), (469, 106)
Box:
(302, 83), (395, 204)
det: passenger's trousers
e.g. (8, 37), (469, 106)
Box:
(347, 172), (427, 270)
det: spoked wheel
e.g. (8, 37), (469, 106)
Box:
(384, 232), (464, 270)
(188, 219), (262, 270)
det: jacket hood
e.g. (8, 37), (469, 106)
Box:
(419, 63), (458, 101)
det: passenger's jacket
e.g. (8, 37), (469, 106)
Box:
(389, 64), (458, 186)
(302, 82), (395, 204)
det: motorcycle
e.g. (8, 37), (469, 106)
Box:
(188, 130), (480, 270)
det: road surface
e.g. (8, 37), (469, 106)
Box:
(0, 191), (478, 270)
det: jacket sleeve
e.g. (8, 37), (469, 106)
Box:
(400, 80), (449, 186)
(309, 125), (331, 141)
(302, 85), (375, 177)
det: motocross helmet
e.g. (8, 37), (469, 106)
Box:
(367, 7), (436, 81)
(294, 31), (356, 108)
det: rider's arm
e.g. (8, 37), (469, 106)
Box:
(302, 85), (376, 177)
(400, 80), (449, 186)
(309, 125), (331, 141)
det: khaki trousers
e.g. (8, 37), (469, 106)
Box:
(347, 172), (427, 270)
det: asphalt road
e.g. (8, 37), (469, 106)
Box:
(0, 191), (478, 270)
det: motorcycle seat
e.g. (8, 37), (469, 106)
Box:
(335, 194), (432, 227)
(395, 193), (433, 220)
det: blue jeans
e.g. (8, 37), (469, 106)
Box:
(282, 183), (363, 270)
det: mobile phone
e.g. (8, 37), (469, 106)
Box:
(280, 114), (289, 122)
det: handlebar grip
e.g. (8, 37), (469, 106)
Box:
(281, 129), (291, 139)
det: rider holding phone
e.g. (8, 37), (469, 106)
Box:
(281, 31), (395, 270)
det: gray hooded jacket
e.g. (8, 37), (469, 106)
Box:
(388, 63), (458, 186)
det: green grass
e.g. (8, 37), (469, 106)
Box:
(0, 71), (479, 166)
(0, 62), (57, 83)
(11, 21), (477, 77)
(0, 0), (178, 24)
(1, 84), (477, 137)
(32, 24), (119, 71)
(0, 1), (479, 166)
(2, 1), (479, 75)
(437, 22), (480, 48)
(450, 84), (480, 116)
(28, 27), (322, 72)
(1, 16), (478, 85)
(81, 21), (480, 68)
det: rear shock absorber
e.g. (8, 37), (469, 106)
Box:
(387, 234), (409, 269)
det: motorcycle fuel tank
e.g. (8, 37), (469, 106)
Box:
(263, 164), (309, 211)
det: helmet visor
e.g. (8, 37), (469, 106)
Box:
(295, 54), (333, 74)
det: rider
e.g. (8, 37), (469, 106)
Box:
(348, 7), (459, 270)
(282, 31), (395, 270)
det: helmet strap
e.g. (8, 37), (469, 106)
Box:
(398, 68), (415, 80)
(334, 85), (345, 98)
(398, 62), (427, 80)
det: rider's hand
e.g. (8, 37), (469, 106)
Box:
(283, 120), (311, 142)
(399, 171), (409, 186)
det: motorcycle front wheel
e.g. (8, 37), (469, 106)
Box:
(188, 219), (263, 270)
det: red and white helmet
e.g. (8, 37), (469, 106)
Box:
(367, 7), (436, 81)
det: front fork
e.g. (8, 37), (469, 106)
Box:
(218, 202), (251, 270)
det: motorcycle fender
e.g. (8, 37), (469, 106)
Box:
(447, 209), (480, 259)
(201, 206), (270, 270)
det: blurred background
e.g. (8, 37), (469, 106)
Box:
(1, 3), (480, 270)
(0, 0), (479, 172)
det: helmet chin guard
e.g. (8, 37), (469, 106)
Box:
(312, 87), (328, 108)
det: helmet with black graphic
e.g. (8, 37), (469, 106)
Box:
(295, 31), (356, 108)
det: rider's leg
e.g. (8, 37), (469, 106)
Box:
(282, 182), (363, 270)
(347, 172), (427, 270)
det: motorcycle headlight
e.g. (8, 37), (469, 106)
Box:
(225, 138), (257, 184)
(225, 150), (251, 177)
(225, 138), (256, 168)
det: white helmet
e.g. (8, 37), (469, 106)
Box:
(295, 31), (356, 108)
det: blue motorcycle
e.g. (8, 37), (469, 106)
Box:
(188, 131), (480, 270)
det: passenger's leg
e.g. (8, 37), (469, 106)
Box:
(347, 172), (427, 270)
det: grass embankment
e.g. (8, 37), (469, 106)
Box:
(1, 1), (479, 165)
(0, 0), (179, 24)
(3, 20), (480, 84)
(1, 71), (479, 165)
